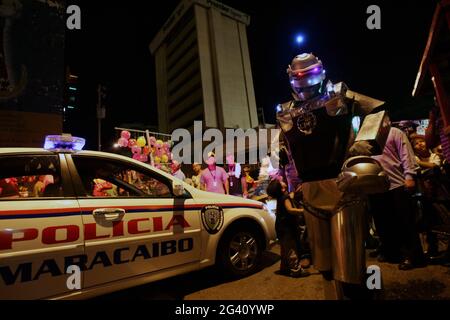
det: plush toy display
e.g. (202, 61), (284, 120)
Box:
(116, 131), (172, 165)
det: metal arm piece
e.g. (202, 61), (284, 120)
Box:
(351, 110), (391, 156)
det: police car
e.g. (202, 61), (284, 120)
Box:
(0, 135), (276, 299)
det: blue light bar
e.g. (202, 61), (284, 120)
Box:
(44, 134), (85, 151)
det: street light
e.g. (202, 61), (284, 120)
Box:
(295, 34), (305, 45)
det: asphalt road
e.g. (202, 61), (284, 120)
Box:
(96, 244), (450, 300)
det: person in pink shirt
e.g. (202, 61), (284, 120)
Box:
(200, 153), (229, 194)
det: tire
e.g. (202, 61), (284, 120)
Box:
(216, 224), (264, 278)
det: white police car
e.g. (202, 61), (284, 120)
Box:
(0, 135), (276, 299)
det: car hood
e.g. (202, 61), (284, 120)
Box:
(188, 188), (263, 208)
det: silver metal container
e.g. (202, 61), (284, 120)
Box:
(330, 197), (368, 284)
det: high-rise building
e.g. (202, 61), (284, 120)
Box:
(0, 0), (64, 147)
(150, 0), (259, 134)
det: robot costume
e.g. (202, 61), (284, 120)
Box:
(276, 53), (391, 299)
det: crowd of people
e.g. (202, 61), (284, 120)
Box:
(167, 116), (450, 279)
(169, 151), (272, 199)
(265, 116), (450, 277)
(3, 114), (449, 281)
(164, 117), (449, 278)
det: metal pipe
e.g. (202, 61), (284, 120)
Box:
(114, 127), (172, 137)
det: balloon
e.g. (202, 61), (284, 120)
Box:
(163, 142), (170, 153)
(131, 146), (141, 154)
(161, 154), (168, 163)
(155, 142), (163, 157)
(132, 153), (140, 160)
(139, 154), (148, 162)
(143, 146), (150, 155)
(137, 136), (146, 147)
(154, 156), (161, 164)
(117, 137), (128, 147)
(128, 139), (137, 147)
(149, 136), (157, 146)
(156, 139), (163, 145)
(121, 130), (131, 140)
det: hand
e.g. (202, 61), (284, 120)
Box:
(405, 179), (415, 192)
(349, 141), (373, 157)
(349, 141), (374, 156)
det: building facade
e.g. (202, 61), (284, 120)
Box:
(0, 0), (64, 147)
(150, 0), (259, 134)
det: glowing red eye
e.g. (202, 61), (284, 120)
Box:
(297, 72), (303, 76)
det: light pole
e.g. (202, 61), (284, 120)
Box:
(96, 84), (106, 151)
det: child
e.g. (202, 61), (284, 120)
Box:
(267, 179), (310, 278)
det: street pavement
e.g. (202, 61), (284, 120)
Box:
(97, 244), (450, 300)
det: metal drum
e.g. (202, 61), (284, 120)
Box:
(331, 196), (368, 284)
(331, 156), (389, 283)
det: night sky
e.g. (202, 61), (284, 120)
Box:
(65, 0), (438, 151)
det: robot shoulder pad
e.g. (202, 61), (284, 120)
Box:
(345, 90), (385, 114)
(327, 81), (349, 97)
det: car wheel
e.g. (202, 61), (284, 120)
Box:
(217, 225), (264, 277)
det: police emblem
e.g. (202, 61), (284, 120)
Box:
(201, 205), (224, 234)
(296, 108), (317, 135)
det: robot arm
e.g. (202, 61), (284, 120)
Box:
(323, 82), (389, 157)
(345, 90), (389, 157)
(350, 110), (391, 156)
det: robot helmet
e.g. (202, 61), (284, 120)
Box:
(287, 53), (326, 101)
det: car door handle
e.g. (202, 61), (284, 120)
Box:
(92, 208), (125, 221)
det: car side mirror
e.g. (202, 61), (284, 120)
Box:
(172, 181), (185, 197)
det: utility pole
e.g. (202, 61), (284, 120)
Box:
(96, 84), (106, 151)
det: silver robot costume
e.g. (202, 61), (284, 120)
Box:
(276, 53), (391, 299)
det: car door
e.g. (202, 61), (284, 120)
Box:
(0, 153), (84, 299)
(66, 153), (202, 288)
